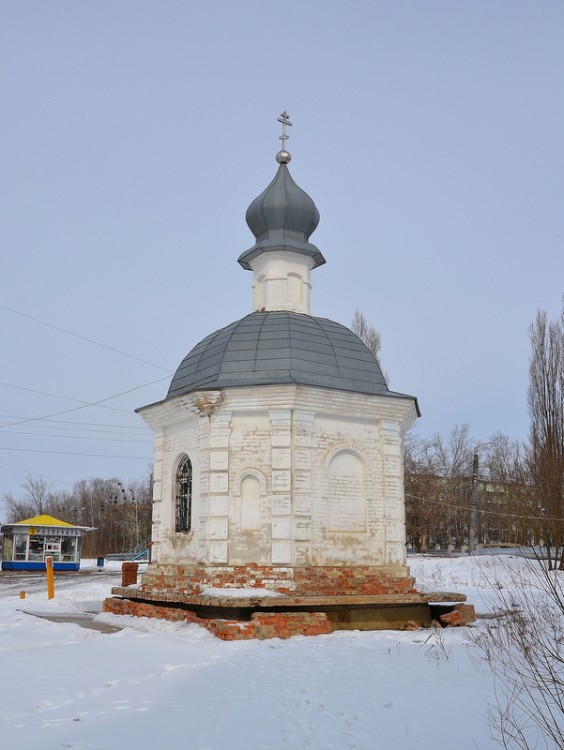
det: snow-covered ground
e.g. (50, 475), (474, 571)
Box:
(0, 554), (551, 749)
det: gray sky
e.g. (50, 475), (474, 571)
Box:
(1, 1), (563, 516)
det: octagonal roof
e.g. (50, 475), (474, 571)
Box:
(166, 311), (417, 411)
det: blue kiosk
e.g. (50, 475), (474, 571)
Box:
(1, 514), (92, 571)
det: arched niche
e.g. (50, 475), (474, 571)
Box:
(325, 448), (367, 533)
(235, 469), (267, 532)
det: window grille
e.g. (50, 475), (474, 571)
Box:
(175, 455), (192, 532)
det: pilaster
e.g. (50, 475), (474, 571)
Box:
(150, 429), (166, 559)
(206, 412), (232, 564)
(269, 410), (293, 563)
(379, 420), (407, 566)
(293, 410), (315, 564)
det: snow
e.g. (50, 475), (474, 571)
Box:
(0, 555), (549, 749)
(201, 586), (284, 598)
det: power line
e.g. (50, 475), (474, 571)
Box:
(0, 303), (174, 373)
(0, 420), (149, 441)
(0, 416), (148, 431)
(0, 308), (171, 496)
(0, 447), (152, 460)
(0, 381), (135, 414)
(405, 492), (564, 523)
(0, 418), (150, 444)
(0, 375), (170, 429)
(0, 459), (74, 487)
(0, 428), (150, 443)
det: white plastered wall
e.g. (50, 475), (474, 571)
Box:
(138, 385), (417, 571)
(250, 251), (314, 314)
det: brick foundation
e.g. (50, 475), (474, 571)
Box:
(139, 562), (416, 598)
(104, 562), (473, 640)
(103, 596), (332, 640)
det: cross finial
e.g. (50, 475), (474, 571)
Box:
(276, 111), (292, 163)
(277, 111), (292, 148)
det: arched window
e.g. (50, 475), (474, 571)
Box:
(175, 455), (192, 533)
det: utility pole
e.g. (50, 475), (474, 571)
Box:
(469, 451), (479, 552)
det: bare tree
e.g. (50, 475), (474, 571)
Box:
(467, 301), (564, 750)
(471, 556), (564, 750)
(481, 432), (534, 547)
(351, 309), (385, 368)
(404, 426), (475, 550)
(404, 432), (443, 551)
(433, 423), (474, 478)
(71, 476), (152, 558)
(432, 424), (476, 549)
(3, 475), (57, 521)
(527, 301), (564, 569)
(404, 426), (531, 550)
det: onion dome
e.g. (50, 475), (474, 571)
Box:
(238, 155), (326, 270)
(157, 114), (419, 417)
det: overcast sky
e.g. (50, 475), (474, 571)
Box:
(1, 1), (563, 517)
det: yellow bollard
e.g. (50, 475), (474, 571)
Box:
(46, 555), (55, 600)
(20, 591), (26, 599)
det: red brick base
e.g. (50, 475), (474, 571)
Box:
(103, 596), (331, 640)
(139, 562), (416, 598)
(103, 563), (473, 640)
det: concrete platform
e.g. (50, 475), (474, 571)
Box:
(111, 586), (466, 608)
(108, 586), (470, 632)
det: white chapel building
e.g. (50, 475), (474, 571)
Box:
(134, 118), (420, 600)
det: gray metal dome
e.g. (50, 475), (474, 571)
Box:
(167, 311), (414, 402)
(238, 163), (325, 270)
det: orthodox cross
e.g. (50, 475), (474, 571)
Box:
(277, 111), (292, 148)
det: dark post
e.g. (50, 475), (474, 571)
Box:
(469, 451), (479, 552)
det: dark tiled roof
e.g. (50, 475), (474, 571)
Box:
(167, 311), (411, 401)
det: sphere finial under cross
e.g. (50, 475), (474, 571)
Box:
(276, 111), (292, 164)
